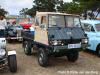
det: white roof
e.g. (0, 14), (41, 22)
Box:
(81, 20), (100, 25)
(36, 12), (79, 17)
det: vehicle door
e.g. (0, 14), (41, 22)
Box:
(34, 16), (48, 45)
(81, 23), (96, 50)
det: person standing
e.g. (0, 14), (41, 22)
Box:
(0, 15), (7, 29)
(93, 8), (100, 20)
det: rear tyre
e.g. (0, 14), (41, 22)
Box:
(8, 55), (17, 73)
(24, 41), (32, 55)
(67, 50), (79, 62)
(38, 48), (49, 67)
(96, 45), (100, 57)
(22, 40), (25, 48)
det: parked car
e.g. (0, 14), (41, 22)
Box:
(80, 20), (100, 56)
(22, 12), (88, 67)
(0, 28), (17, 72)
(20, 23), (32, 29)
(6, 25), (23, 42)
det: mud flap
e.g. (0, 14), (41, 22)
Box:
(8, 51), (16, 56)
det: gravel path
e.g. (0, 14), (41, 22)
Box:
(0, 43), (100, 75)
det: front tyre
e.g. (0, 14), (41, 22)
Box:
(96, 45), (100, 57)
(8, 55), (17, 73)
(24, 41), (32, 55)
(67, 50), (79, 62)
(38, 48), (49, 67)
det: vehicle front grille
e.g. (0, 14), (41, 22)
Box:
(17, 30), (22, 37)
(62, 39), (81, 45)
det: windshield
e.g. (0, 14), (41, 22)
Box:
(48, 15), (80, 27)
(95, 24), (100, 31)
(0, 30), (5, 37)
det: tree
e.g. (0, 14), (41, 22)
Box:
(57, 0), (100, 15)
(0, 6), (8, 16)
(20, 0), (60, 17)
(33, 0), (58, 12)
(57, 2), (83, 15)
(20, 0), (100, 17)
(25, 7), (37, 17)
(57, 0), (64, 12)
(73, 0), (100, 10)
(66, 2), (83, 14)
(20, 8), (28, 15)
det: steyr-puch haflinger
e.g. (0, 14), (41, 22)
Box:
(22, 12), (88, 67)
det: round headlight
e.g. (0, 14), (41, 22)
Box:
(82, 39), (88, 43)
(51, 40), (62, 45)
(0, 49), (6, 58)
(53, 40), (58, 45)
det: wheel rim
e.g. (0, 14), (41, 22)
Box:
(39, 53), (44, 64)
(24, 43), (28, 53)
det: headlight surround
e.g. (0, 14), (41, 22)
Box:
(50, 40), (62, 46)
(1, 45), (6, 49)
(82, 39), (88, 44)
(0, 49), (6, 58)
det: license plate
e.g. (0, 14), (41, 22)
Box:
(68, 43), (81, 49)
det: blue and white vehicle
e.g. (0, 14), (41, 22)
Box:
(7, 25), (23, 42)
(81, 20), (100, 56)
(0, 27), (17, 72)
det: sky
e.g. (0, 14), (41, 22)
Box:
(0, 0), (72, 15)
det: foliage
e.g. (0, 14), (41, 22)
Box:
(0, 6), (8, 16)
(20, 0), (100, 17)
(20, 8), (28, 15)
(73, 0), (100, 10)
(20, 0), (60, 17)
(25, 7), (37, 17)
(66, 2), (83, 14)
(57, 2), (83, 14)
(33, 0), (57, 12)
(57, 0), (100, 14)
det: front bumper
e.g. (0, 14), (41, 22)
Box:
(0, 58), (7, 69)
(48, 43), (88, 56)
(49, 43), (88, 53)
(7, 37), (22, 40)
